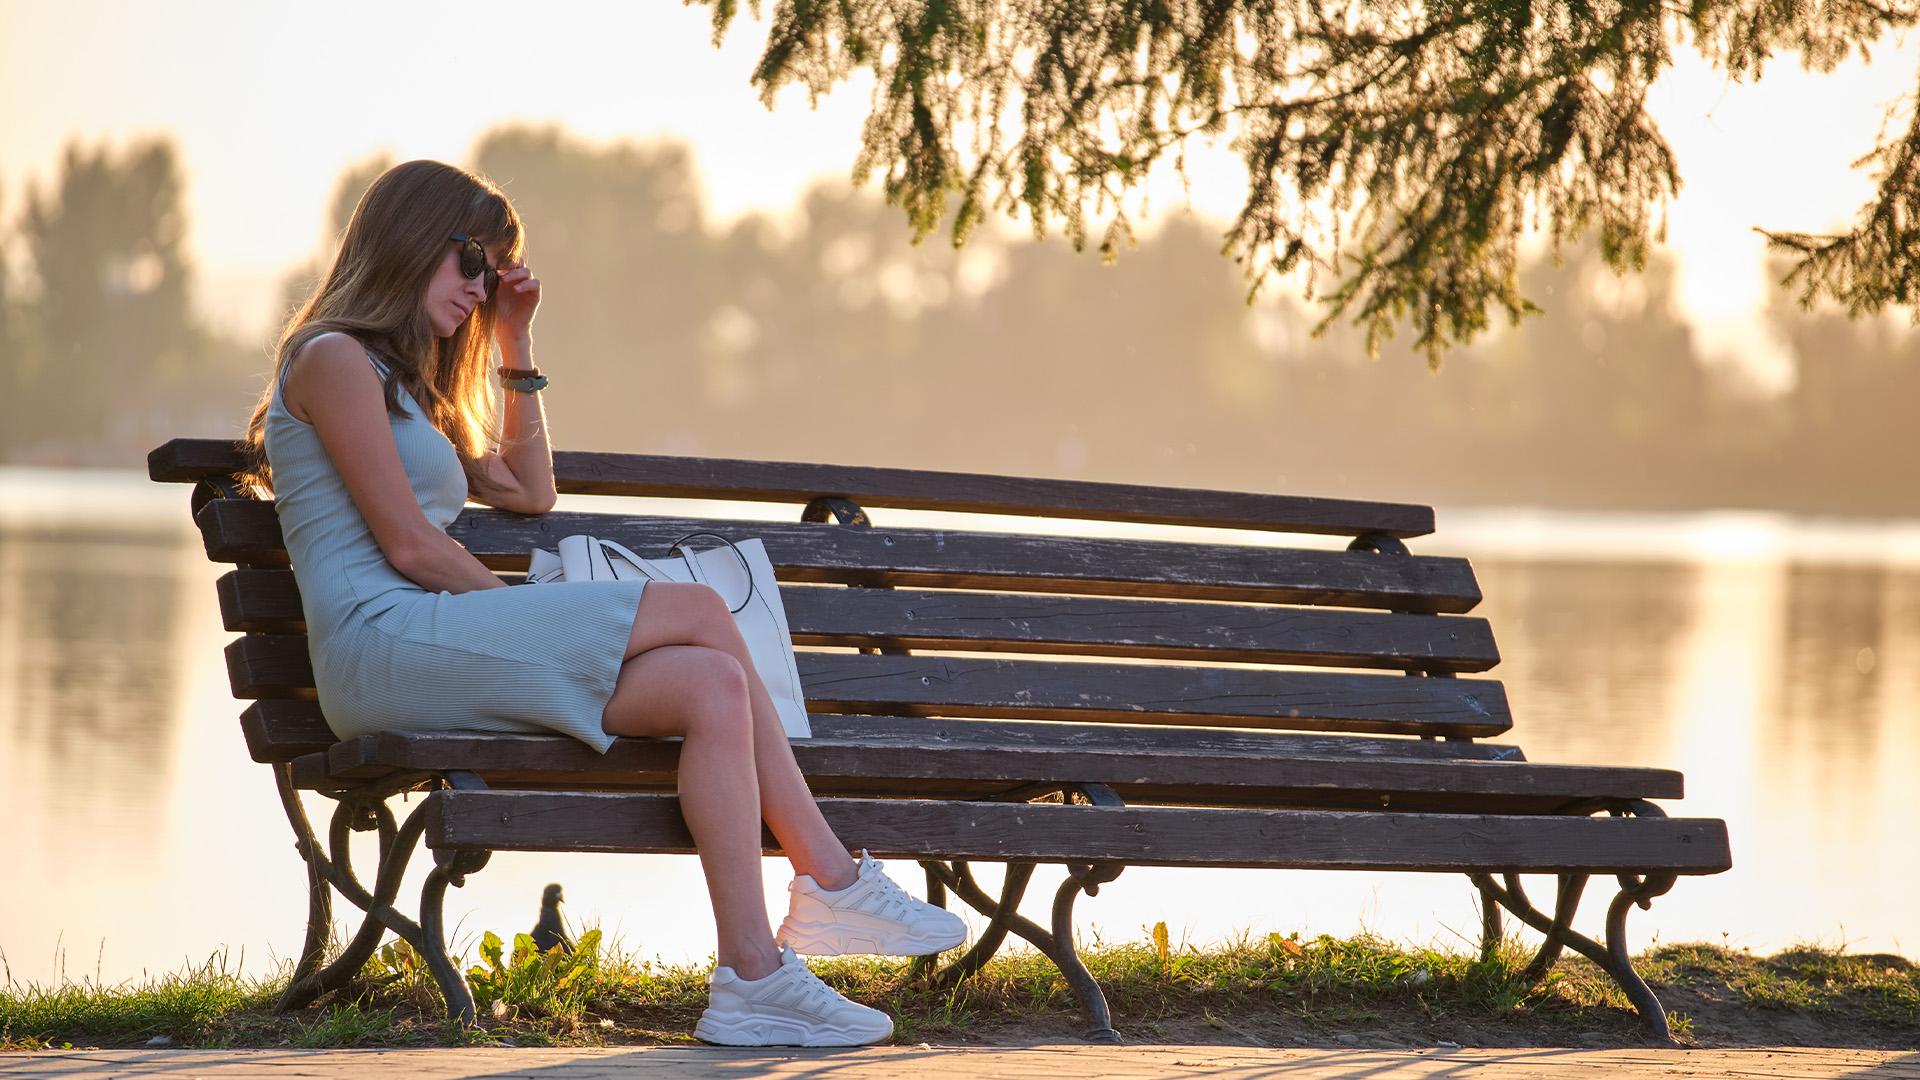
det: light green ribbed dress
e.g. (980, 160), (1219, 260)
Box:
(264, 346), (646, 753)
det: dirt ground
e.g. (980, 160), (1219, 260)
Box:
(874, 971), (1920, 1051)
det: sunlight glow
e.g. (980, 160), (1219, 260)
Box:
(3, 2), (1917, 370)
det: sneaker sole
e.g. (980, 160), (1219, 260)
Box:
(694, 1009), (893, 1047)
(777, 917), (967, 957)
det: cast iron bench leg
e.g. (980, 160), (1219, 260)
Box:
(920, 858), (1124, 1042)
(917, 860), (1037, 988)
(1051, 861), (1125, 1042)
(1468, 799), (1683, 1042)
(271, 771), (493, 1025)
(271, 763), (333, 1013)
(914, 784), (1127, 1043)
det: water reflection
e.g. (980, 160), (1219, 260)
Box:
(1, 529), (183, 813)
(1469, 559), (1696, 767)
(2, 480), (1916, 986)
(1777, 565), (1887, 771)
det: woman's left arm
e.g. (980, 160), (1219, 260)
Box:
(468, 261), (558, 515)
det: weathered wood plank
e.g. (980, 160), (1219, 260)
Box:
(226, 634), (1512, 736)
(217, 570), (524, 633)
(218, 569), (1500, 672)
(150, 438), (1435, 538)
(226, 638), (318, 702)
(239, 700), (336, 762)
(218, 570), (296, 632)
(251, 702), (1528, 767)
(803, 716), (1526, 761)
(195, 501), (1482, 613)
(795, 653), (1510, 734)
(424, 792), (1734, 874)
(314, 730), (1678, 808)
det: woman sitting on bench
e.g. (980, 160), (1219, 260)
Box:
(237, 158), (964, 1047)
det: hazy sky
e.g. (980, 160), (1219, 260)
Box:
(2, 1), (1915, 388)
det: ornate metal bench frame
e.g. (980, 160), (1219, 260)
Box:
(243, 488), (1688, 1044)
(264, 762), (1684, 1042)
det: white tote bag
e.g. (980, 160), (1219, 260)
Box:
(527, 531), (811, 738)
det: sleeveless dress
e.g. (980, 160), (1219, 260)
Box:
(263, 346), (647, 753)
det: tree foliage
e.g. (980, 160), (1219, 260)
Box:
(695, 0), (1920, 364)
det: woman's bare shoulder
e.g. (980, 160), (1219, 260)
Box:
(289, 331), (371, 372)
(284, 333), (378, 421)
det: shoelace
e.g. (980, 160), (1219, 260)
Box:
(855, 856), (921, 920)
(787, 956), (851, 1011)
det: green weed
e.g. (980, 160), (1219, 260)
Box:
(293, 1001), (399, 1048)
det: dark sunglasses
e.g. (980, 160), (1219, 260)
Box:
(449, 233), (500, 301)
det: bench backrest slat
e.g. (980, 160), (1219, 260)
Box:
(226, 634), (1512, 738)
(216, 569), (1499, 672)
(151, 438), (1434, 538)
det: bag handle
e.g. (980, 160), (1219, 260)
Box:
(593, 538), (671, 582)
(667, 531), (756, 615)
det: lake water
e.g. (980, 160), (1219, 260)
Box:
(2, 467), (1915, 988)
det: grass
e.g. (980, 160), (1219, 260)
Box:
(1640, 942), (1920, 1028)
(0, 951), (282, 1051)
(2, 929), (1916, 1051)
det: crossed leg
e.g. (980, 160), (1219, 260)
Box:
(599, 581), (857, 979)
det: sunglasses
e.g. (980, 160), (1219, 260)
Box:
(449, 233), (500, 301)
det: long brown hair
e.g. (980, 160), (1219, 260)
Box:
(239, 159), (524, 493)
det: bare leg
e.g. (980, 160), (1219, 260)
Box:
(602, 642), (778, 978)
(618, 582), (859, 890)
(731, 642), (858, 888)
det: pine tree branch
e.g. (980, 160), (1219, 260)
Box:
(696, 0), (1920, 360)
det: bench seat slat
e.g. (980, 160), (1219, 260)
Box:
(196, 501), (1482, 613)
(226, 636), (1513, 737)
(798, 715), (1525, 759)
(242, 702), (1528, 766)
(304, 730), (1681, 811)
(425, 791), (1733, 874)
(150, 438), (1436, 538)
(218, 570), (1500, 672)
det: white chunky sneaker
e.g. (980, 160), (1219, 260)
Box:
(693, 945), (893, 1047)
(777, 850), (969, 957)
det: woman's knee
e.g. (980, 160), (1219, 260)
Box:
(624, 580), (743, 658)
(680, 648), (753, 739)
(603, 644), (753, 739)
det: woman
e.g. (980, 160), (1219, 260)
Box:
(241, 159), (965, 1046)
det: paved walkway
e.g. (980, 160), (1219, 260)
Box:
(4, 1046), (1916, 1078)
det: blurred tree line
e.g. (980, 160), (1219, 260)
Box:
(0, 140), (261, 465)
(0, 127), (1911, 517)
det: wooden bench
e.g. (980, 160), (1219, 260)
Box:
(148, 437), (1731, 1042)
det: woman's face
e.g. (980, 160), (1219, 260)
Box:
(423, 237), (505, 338)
